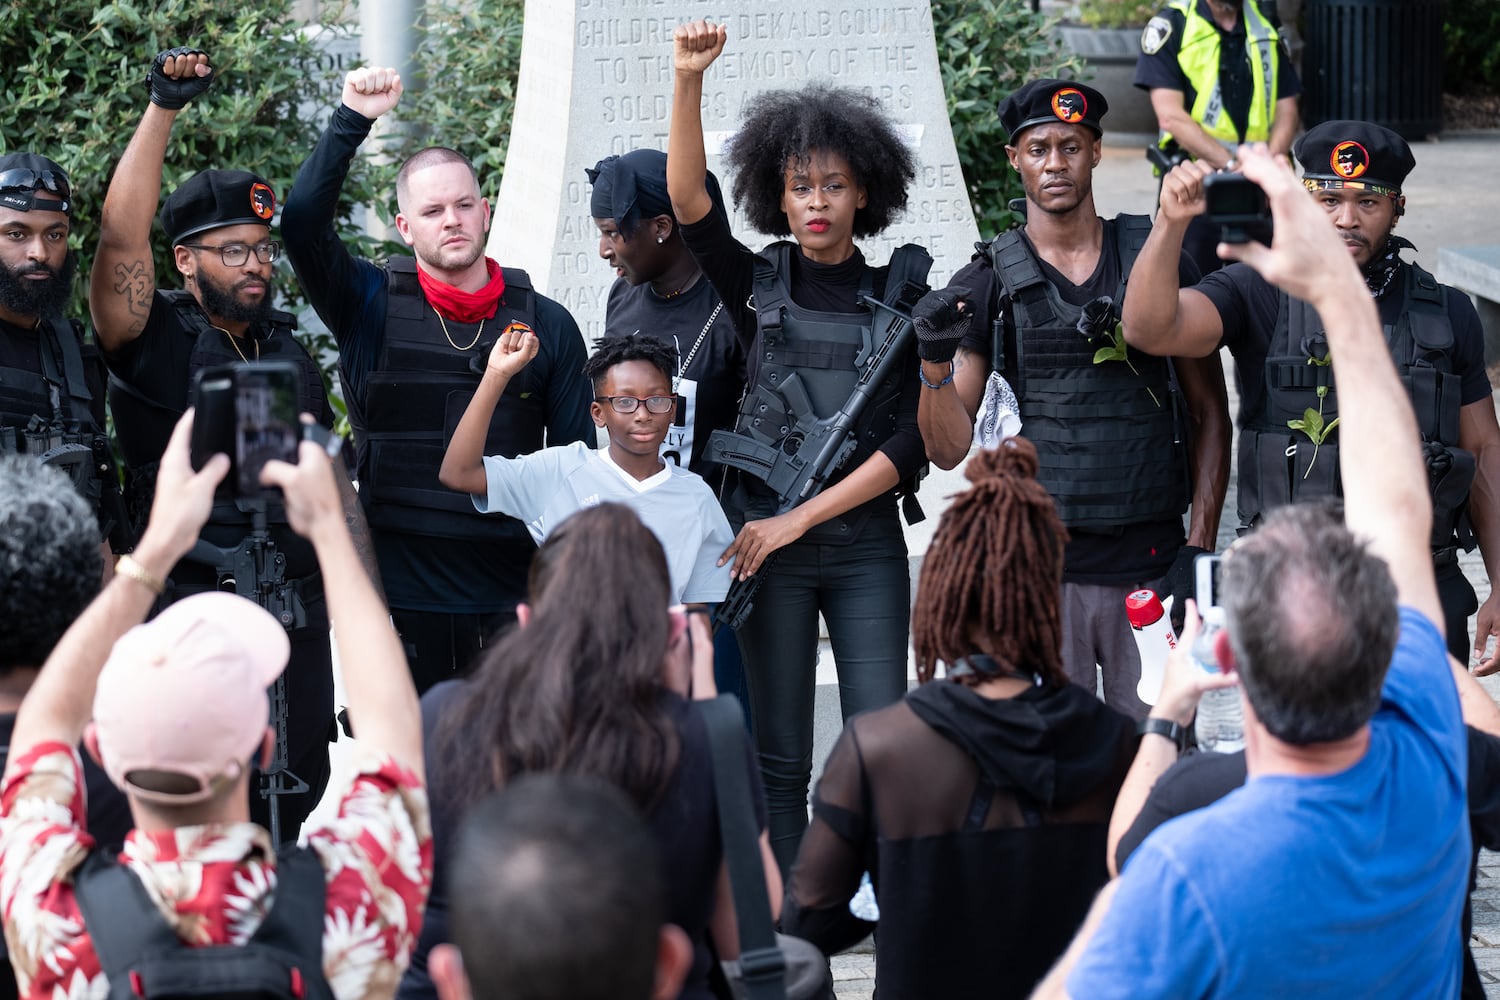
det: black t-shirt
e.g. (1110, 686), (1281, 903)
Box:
(1133, 0), (1302, 144)
(403, 680), (767, 1000)
(951, 220), (1201, 584)
(604, 274), (747, 486)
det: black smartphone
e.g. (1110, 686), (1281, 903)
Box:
(190, 362), (301, 497)
(1203, 172), (1272, 246)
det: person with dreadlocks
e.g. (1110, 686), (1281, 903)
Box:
(668, 19), (929, 876)
(440, 332), (734, 607)
(780, 437), (1136, 1000)
(1123, 120), (1500, 668)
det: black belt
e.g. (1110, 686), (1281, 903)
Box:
(1432, 545), (1459, 568)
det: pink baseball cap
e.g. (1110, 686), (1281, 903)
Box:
(92, 592), (289, 804)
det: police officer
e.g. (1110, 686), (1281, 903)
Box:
(913, 80), (1231, 720)
(0, 153), (125, 554)
(1135, 0), (1301, 274)
(280, 67), (595, 695)
(1123, 121), (1500, 668)
(89, 48), (372, 841)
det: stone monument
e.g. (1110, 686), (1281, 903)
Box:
(487, 0), (982, 342)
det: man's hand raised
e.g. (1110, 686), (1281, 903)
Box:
(1157, 159), (1215, 226)
(146, 47), (213, 111)
(342, 67), (403, 121)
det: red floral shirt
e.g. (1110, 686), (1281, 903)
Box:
(0, 742), (432, 1000)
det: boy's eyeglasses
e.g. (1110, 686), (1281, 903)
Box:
(181, 241), (282, 267)
(594, 394), (675, 415)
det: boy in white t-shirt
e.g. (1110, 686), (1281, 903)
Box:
(441, 331), (734, 603)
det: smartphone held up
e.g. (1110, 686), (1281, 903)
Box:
(190, 362), (323, 498)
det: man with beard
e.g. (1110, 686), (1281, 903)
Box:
(1135, 0), (1300, 276)
(0, 153), (126, 554)
(1122, 120), (1500, 668)
(911, 79), (1230, 720)
(281, 67), (593, 695)
(88, 47), (370, 842)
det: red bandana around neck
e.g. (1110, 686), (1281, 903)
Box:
(417, 257), (505, 323)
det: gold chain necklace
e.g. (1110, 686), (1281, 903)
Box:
(217, 326), (259, 362)
(435, 305), (485, 351)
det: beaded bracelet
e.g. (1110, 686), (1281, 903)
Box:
(918, 360), (956, 389)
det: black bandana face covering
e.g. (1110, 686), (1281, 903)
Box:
(1362, 234), (1412, 299)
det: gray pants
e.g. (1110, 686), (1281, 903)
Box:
(1060, 579), (1163, 721)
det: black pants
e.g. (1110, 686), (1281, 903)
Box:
(736, 522), (911, 876)
(392, 608), (516, 697)
(1436, 558), (1480, 663)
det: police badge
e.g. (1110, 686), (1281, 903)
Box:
(1141, 15), (1172, 55)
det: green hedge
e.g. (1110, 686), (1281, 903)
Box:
(932, 0), (1085, 238)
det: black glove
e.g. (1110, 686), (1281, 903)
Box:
(1165, 544), (1209, 634)
(913, 285), (973, 364)
(145, 47), (214, 110)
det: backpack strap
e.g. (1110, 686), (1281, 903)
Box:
(250, 847), (329, 971)
(73, 845), (331, 999)
(72, 850), (184, 980)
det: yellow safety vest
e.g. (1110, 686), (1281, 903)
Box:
(1159, 0), (1280, 150)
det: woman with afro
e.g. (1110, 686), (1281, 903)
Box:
(668, 19), (927, 875)
(780, 439), (1137, 998)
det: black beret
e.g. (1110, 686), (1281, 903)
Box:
(1000, 79), (1108, 141)
(1295, 120), (1415, 197)
(0, 151), (72, 216)
(160, 169), (276, 245)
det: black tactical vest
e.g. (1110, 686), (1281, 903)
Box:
(0, 312), (114, 521)
(722, 242), (923, 542)
(355, 256), (545, 542)
(986, 216), (1189, 529)
(1240, 262), (1468, 549)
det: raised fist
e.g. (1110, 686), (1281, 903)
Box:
(146, 47), (213, 111)
(342, 67), (403, 121)
(674, 20), (727, 75)
(912, 285), (973, 363)
(486, 324), (539, 379)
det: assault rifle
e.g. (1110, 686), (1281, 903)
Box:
(187, 504), (307, 848)
(708, 246), (932, 631)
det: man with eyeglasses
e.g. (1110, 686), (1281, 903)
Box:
(0, 152), (128, 556)
(88, 47), (371, 843)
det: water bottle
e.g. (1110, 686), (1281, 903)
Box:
(1125, 589), (1176, 706)
(1193, 609), (1245, 753)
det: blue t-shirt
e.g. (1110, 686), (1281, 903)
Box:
(1068, 607), (1469, 998)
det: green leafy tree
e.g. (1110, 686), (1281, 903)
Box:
(931, 0), (1085, 238)
(0, 0), (387, 399)
(397, 0), (526, 200)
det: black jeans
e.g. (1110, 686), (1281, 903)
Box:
(392, 608), (517, 697)
(736, 521), (911, 876)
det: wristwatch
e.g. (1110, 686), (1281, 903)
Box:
(1136, 716), (1186, 751)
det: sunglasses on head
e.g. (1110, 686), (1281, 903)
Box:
(0, 168), (71, 201)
